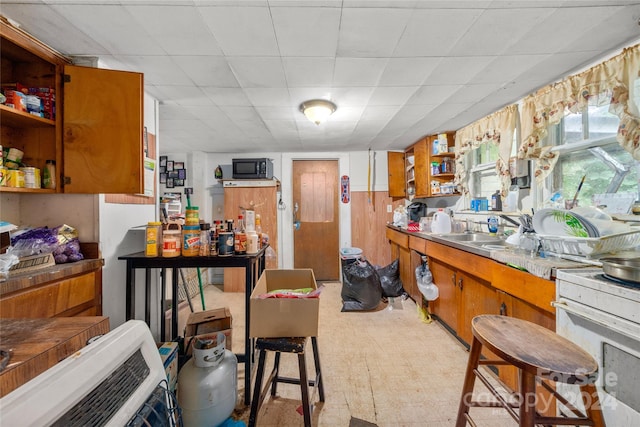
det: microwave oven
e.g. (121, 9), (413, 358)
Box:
(232, 158), (273, 179)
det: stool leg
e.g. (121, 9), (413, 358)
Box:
(581, 383), (606, 427)
(270, 351), (281, 397)
(298, 352), (312, 427)
(456, 335), (483, 427)
(311, 336), (325, 402)
(519, 370), (536, 427)
(249, 349), (268, 427)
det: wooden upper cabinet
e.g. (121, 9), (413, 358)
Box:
(387, 151), (406, 198)
(63, 65), (143, 194)
(0, 19), (144, 195)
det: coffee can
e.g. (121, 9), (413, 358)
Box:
(218, 232), (234, 256)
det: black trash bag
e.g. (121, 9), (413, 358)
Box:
(341, 258), (383, 311)
(376, 259), (405, 298)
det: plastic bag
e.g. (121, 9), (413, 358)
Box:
(416, 262), (439, 301)
(0, 253), (20, 282)
(340, 258), (383, 311)
(10, 224), (84, 264)
(375, 259), (406, 298)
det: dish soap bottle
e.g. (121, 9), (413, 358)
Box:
(215, 165), (223, 180)
(487, 216), (499, 235)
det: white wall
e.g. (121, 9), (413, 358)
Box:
(99, 93), (159, 333)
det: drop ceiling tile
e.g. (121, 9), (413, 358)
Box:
(160, 105), (200, 120)
(244, 88), (291, 107)
(219, 106), (262, 121)
(255, 107), (296, 120)
(449, 8), (554, 56)
(328, 105), (365, 122)
(333, 58), (389, 87)
(446, 83), (502, 104)
(360, 106), (402, 121)
(326, 87), (375, 106)
(50, 4), (165, 55)
(407, 85), (463, 105)
(378, 57), (444, 86)
(337, 7), (413, 57)
(198, 5), (279, 56)
(125, 5), (223, 55)
(282, 58), (335, 87)
(174, 56), (239, 87)
(270, 6), (341, 57)
(152, 85), (215, 106)
(288, 87), (334, 106)
(0, 4), (110, 55)
(227, 57), (287, 87)
(471, 54), (550, 85)
(394, 8), (482, 57)
(427, 56), (497, 85)
(367, 86), (418, 106)
(113, 55), (193, 86)
(201, 87), (251, 106)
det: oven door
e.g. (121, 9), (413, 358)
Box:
(554, 298), (640, 425)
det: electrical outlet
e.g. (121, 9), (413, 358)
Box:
(387, 204), (393, 213)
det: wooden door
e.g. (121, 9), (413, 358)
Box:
(429, 258), (459, 331)
(223, 184), (278, 292)
(63, 65), (143, 193)
(293, 160), (339, 281)
(387, 151), (406, 198)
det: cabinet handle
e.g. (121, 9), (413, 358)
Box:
(500, 302), (507, 316)
(458, 278), (463, 290)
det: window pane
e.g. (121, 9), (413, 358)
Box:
(554, 143), (637, 206)
(588, 104), (620, 138)
(563, 111), (583, 144)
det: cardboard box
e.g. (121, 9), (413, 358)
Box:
(184, 307), (233, 355)
(249, 269), (319, 338)
(157, 342), (179, 393)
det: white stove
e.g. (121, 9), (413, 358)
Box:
(555, 268), (640, 426)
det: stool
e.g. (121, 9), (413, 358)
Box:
(249, 337), (324, 427)
(456, 315), (606, 427)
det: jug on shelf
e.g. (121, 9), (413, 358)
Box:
(431, 209), (452, 234)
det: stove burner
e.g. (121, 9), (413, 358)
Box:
(597, 273), (640, 290)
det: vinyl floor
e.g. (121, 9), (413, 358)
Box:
(178, 282), (517, 427)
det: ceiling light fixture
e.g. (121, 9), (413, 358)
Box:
(299, 99), (337, 125)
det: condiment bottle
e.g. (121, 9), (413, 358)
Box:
(43, 160), (56, 189)
(145, 221), (162, 257)
(234, 215), (247, 255)
(255, 214), (263, 249)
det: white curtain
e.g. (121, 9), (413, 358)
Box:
(518, 43), (640, 184)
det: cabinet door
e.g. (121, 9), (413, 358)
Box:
(429, 257), (458, 331)
(457, 272), (499, 344)
(387, 151), (406, 198)
(412, 138), (431, 198)
(63, 65), (143, 193)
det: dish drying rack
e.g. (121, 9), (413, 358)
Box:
(538, 229), (640, 258)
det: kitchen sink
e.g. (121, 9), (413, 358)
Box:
(435, 233), (502, 242)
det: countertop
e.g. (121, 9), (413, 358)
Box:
(386, 224), (602, 280)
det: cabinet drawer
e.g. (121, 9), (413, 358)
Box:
(409, 235), (427, 254)
(491, 263), (555, 314)
(386, 228), (408, 247)
(0, 272), (97, 318)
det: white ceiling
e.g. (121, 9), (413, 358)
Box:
(2, 1), (640, 154)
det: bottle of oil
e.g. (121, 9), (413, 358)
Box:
(234, 215), (247, 255)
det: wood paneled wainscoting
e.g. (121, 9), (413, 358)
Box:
(350, 191), (405, 267)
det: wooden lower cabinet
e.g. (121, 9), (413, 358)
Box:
(0, 252), (103, 318)
(429, 257), (459, 331)
(457, 271), (499, 345)
(386, 228), (414, 304)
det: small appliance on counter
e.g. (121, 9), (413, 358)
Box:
(232, 158), (273, 179)
(407, 202), (427, 223)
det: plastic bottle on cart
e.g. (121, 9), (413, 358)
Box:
(199, 223), (211, 256)
(255, 214), (263, 249)
(145, 221), (162, 257)
(234, 215), (247, 255)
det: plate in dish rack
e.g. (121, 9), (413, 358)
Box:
(532, 209), (598, 237)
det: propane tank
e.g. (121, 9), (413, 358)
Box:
(177, 333), (238, 427)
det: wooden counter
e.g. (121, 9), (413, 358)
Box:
(0, 316), (110, 397)
(1, 243), (103, 317)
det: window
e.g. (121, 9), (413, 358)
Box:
(545, 104), (639, 208)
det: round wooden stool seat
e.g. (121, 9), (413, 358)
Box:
(472, 315), (598, 384)
(456, 315), (606, 427)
